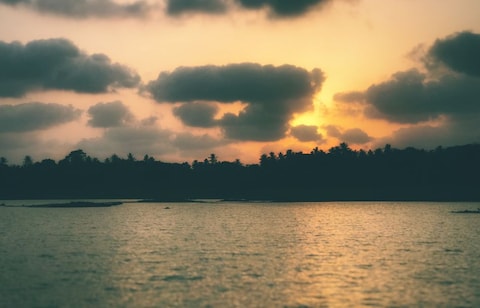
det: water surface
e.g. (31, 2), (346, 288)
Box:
(1, 201), (480, 307)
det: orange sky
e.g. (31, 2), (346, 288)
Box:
(1, 0), (480, 164)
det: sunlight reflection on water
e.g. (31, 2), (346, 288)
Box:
(1, 201), (480, 307)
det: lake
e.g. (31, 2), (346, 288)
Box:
(1, 201), (480, 307)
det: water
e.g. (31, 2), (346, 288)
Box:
(1, 201), (480, 307)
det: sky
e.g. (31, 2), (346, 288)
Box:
(1, 0), (480, 164)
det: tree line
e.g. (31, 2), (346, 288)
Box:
(1, 143), (479, 201)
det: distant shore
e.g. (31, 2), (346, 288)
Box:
(0, 201), (123, 208)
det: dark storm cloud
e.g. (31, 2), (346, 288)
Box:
(235, 0), (329, 17)
(165, 0), (227, 15)
(0, 38), (140, 97)
(148, 63), (324, 141)
(0, 0), (151, 18)
(335, 69), (480, 124)
(0, 102), (81, 133)
(426, 31), (480, 78)
(290, 125), (323, 142)
(172, 102), (219, 127)
(87, 101), (133, 128)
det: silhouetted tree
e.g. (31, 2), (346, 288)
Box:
(62, 149), (87, 165)
(208, 153), (218, 165)
(0, 157), (8, 166)
(1, 142), (479, 201)
(22, 155), (33, 167)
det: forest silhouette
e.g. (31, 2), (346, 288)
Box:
(1, 143), (479, 201)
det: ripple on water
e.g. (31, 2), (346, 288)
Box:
(1, 201), (480, 307)
(149, 275), (204, 282)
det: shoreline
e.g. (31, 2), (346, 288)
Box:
(0, 201), (123, 208)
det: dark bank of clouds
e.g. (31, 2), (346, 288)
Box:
(87, 101), (133, 128)
(335, 30), (480, 147)
(166, 0), (227, 15)
(234, 0), (330, 17)
(148, 63), (324, 141)
(0, 102), (81, 133)
(166, 0), (330, 17)
(0, 0), (151, 18)
(1, 0), (337, 18)
(0, 38), (140, 97)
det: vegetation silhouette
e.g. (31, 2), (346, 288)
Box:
(1, 143), (479, 201)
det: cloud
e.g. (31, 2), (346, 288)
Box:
(333, 90), (364, 103)
(0, 0), (152, 18)
(290, 124), (323, 142)
(87, 101), (134, 128)
(140, 116), (158, 126)
(325, 125), (371, 144)
(334, 30), (480, 148)
(324, 125), (340, 137)
(0, 0), (351, 19)
(235, 0), (330, 17)
(78, 117), (230, 162)
(336, 69), (480, 124)
(219, 104), (294, 141)
(0, 38), (140, 97)
(165, 0), (227, 15)
(148, 63), (323, 103)
(374, 116), (480, 150)
(172, 102), (218, 127)
(148, 63), (324, 141)
(0, 102), (81, 133)
(426, 31), (480, 78)
(0, 133), (44, 163)
(163, 0), (333, 17)
(340, 128), (372, 144)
